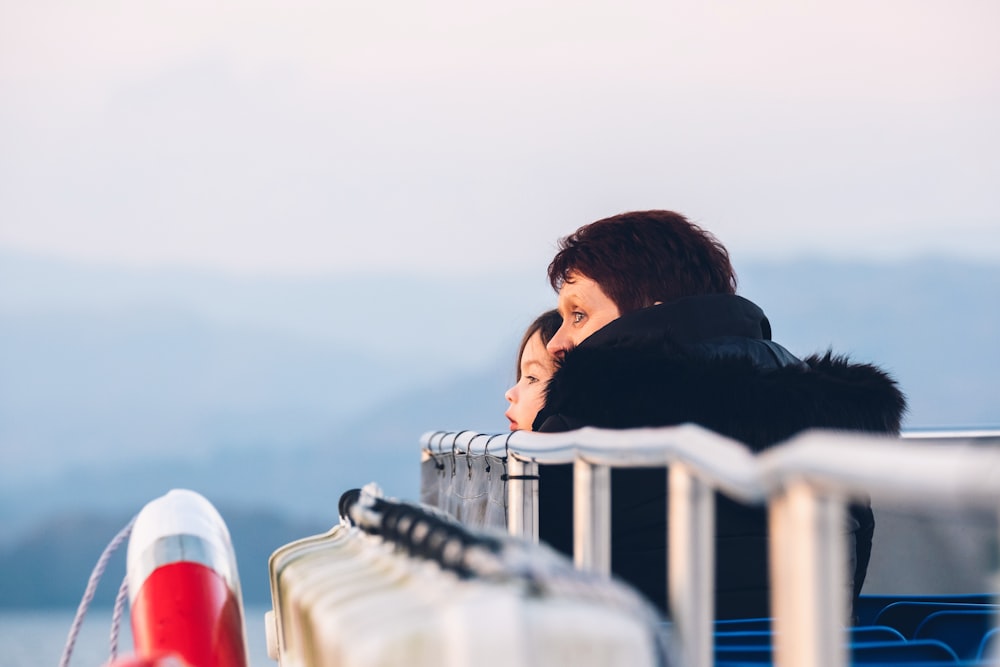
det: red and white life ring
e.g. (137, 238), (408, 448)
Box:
(113, 489), (249, 667)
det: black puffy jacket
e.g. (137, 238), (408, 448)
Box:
(532, 294), (906, 619)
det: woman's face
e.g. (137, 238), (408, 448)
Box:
(504, 330), (556, 431)
(547, 271), (621, 358)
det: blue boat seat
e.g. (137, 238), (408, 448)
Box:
(855, 594), (995, 627)
(714, 630), (773, 646)
(715, 638), (959, 664)
(978, 626), (1000, 661)
(874, 601), (998, 638)
(913, 609), (997, 660)
(713, 617), (772, 632)
(849, 639), (959, 663)
(714, 625), (905, 647)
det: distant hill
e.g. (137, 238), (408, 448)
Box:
(738, 257), (1000, 427)
(0, 249), (556, 372)
(0, 508), (328, 608)
(0, 249), (553, 485)
(0, 307), (427, 478)
(0, 361), (508, 534)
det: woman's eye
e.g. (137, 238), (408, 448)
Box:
(526, 375), (540, 384)
(572, 312), (585, 324)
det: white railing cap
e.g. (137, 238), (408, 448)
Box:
(422, 426), (1000, 506)
(423, 424), (763, 502)
(758, 428), (1000, 505)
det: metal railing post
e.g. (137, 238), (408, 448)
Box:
(574, 459), (611, 574)
(507, 457), (539, 541)
(668, 462), (715, 667)
(769, 481), (848, 667)
(422, 427), (1000, 667)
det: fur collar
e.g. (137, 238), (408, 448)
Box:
(534, 302), (906, 448)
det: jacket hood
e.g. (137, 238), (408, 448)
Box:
(582, 294), (773, 348)
(534, 296), (907, 447)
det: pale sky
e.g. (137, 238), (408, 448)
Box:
(1, 0), (998, 276)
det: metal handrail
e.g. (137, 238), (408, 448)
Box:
(421, 424), (758, 667)
(420, 427), (1000, 667)
(760, 430), (1000, 504)
(759, 430), (1000, 667)
(422, 425), (763, 501)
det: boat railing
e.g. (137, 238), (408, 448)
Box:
(420, 427), (1000, 667)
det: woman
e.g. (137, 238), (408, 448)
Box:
(504, 310), (561, 431)
(534, 210), (905, 619)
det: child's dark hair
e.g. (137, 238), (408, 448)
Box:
(515, 310), (562, 380)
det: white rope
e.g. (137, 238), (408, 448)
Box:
(109, 573), (130, 661)
(59, 515), (136, 667)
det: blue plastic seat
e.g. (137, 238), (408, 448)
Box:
(978, 626), (1000, 661)
(856, 594), (995, 627)
(874, 601), (998, 638)
(913, 609), (997, 660)
(852, 625), (908, 643)
(714, 644), (776, 662)
(715, 639), (959, 664)
(714, 630), (773, 646)
(714, 617), (772, 632)
(714, 625), (905, 648)
(850, 639), (959, 663)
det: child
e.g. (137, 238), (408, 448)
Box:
(504, 310), (561, 431)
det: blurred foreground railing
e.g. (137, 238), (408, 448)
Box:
(420, 427), (1000, 667)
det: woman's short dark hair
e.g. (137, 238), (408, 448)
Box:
(547, 210), (737, 314)
(515, 309), (562, 380)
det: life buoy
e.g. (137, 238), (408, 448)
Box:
(121, 489), (249, 667)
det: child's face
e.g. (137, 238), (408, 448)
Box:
(504, 331), (556, 431)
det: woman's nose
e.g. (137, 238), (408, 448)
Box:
(504, 385), (516, 403)
(547, 325), (570, 358)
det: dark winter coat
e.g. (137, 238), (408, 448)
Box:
(531, 294), (906, 619)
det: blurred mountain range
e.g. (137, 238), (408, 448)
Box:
(0, 251), (997, 606)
